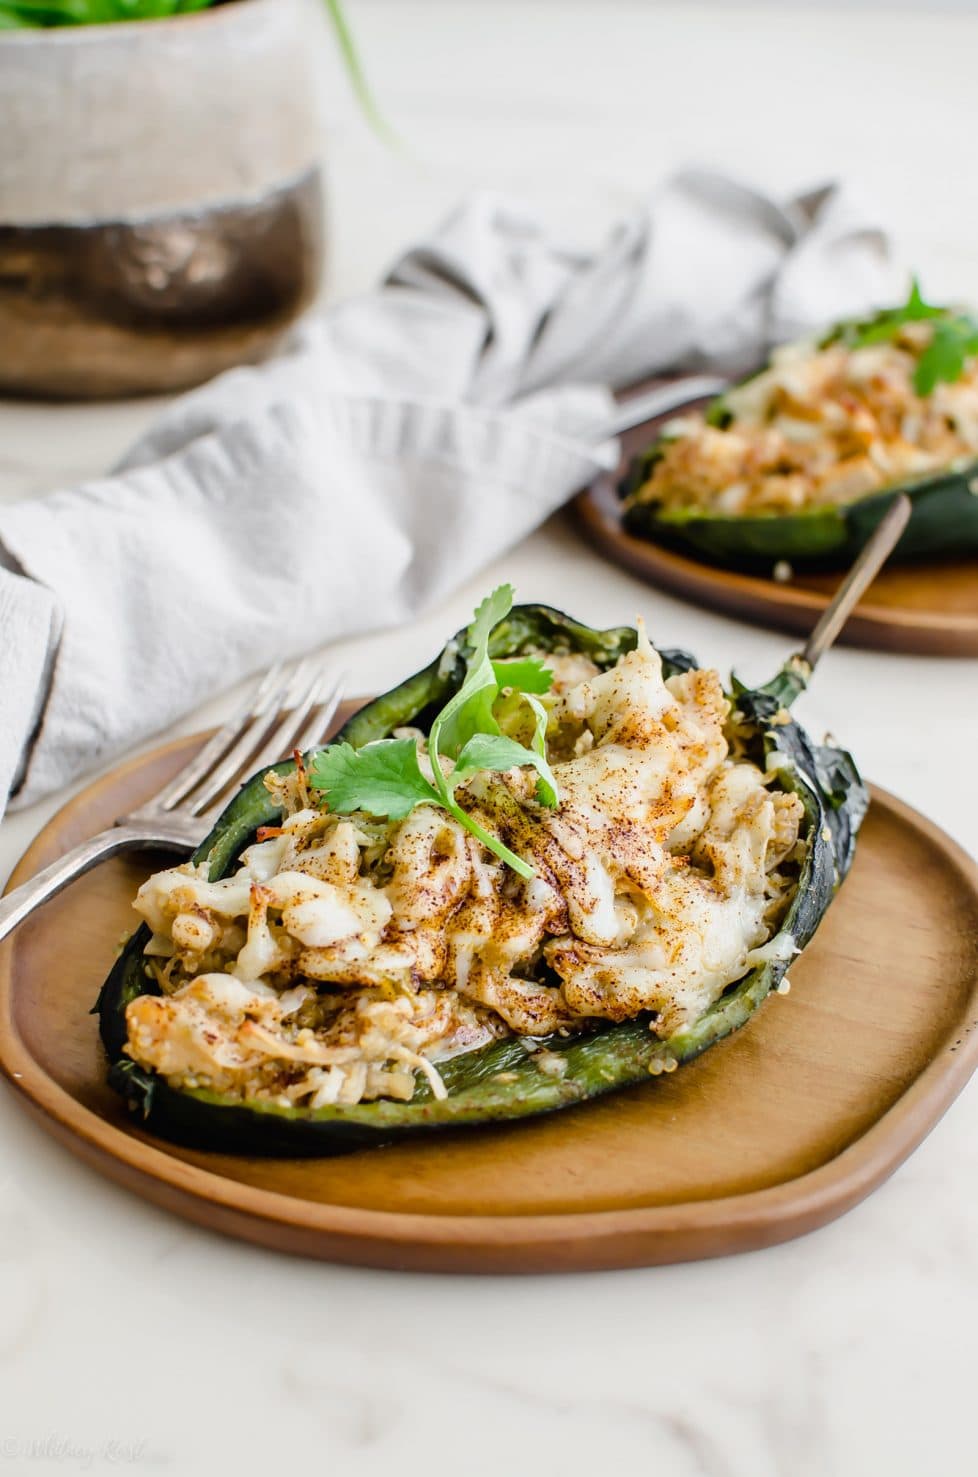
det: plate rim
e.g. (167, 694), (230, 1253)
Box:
(2, 737), (977, 1272)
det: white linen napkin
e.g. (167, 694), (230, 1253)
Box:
(0, 168), (902, 816)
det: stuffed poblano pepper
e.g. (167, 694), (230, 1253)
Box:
(98, 587), (867, 1156)
(621, 281), (978, 572)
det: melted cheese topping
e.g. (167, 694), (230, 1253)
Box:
(626, 323), (978, 518)
(125, 634), (803, 1107)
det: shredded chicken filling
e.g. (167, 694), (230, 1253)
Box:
(626, 323), (978, 518)
(125, 635), (804, 1108)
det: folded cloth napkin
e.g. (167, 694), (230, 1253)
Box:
(0, 168), (902, 817)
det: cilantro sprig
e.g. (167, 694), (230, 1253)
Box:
(913, 315), (978, 396)
(829, 277), (978, 397)
(309, 585), (558, 879)
(836, 277), (947, 349)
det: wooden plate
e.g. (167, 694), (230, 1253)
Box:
(574, 410), (978, 656)
(2, 712), (977, 1274)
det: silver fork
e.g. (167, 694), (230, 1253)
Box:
(0, 661), (345, 946)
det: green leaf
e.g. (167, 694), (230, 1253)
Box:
(491, 657), (553, 695)
(821, 276), (978, 397)
(431, 584), (514, 760)
(451, 729), (557, 811)
(309, 739), (439, 820)
(0, 0), (79, 19)
(468, 583), (514, 651)
(452, 733), (540, 780)
(323, 0), (397, 146)
(844, 276), (948, 348)
(912, 316), (978, 395)
(905, 277), (931, 318)
(435, 681), (498, 761)
(522, 692), (559, 807)
(310, 585), (560, 878)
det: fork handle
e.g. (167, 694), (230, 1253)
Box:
(0, 825), (192, 946)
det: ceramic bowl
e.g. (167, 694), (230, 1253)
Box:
(0, 0), (324, 398)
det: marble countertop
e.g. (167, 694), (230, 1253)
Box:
(1, 4), (977, 1474)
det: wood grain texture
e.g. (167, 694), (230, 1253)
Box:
(575, 411), (978, 657)
(1, 717), (977, 1273)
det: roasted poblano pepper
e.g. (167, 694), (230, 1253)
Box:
(621, 291), (978, 572)
(623, 457), (978, 571)
(98, 604), (867, 1156)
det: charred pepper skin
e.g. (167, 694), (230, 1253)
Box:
(97, 605), (867, 1157)
(622, 459), (978, 573)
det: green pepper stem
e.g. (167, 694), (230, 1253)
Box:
(759, 657), (811, 710)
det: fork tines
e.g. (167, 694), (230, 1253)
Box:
(144, 661), (345, 824)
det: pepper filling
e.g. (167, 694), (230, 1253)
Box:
(625, 323), (978, 519)
(124, 631), (804, 1109)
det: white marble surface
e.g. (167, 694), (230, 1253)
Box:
(1, 4), (978, 1475)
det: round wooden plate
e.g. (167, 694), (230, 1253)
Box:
(1, 711), (977, 1274)
(574, 409), (978, 656)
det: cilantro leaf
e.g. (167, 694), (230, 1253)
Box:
(467, 583), (514, 652)
(903, 276), (939, 321)
(522, 691), (558, 806)
(841, 276), (948, 349)
(452, 732), (543, 779)
(913, 316), (978, 395)
(309, 739), (439, 819)
(435, 681), (498, 760)
(491, 657), (553, 695)
(452, 728), (558, 810)
(431, 585), (514, 760)
(309, 585), (561, 879)
(824, 277), (978, 397)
